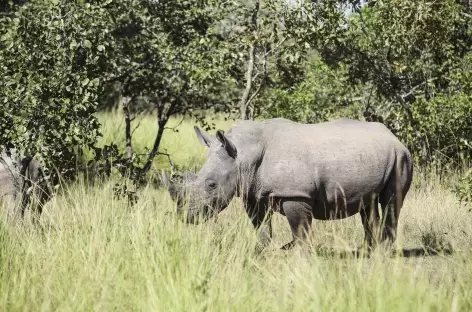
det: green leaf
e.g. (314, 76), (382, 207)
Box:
(84, 40), (92, 49)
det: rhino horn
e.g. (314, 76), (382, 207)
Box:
(161, 170), (182, 202)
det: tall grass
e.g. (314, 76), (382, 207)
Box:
(1, 113), (471, 311)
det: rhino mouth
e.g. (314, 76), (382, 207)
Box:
(183, 205), (215, 224)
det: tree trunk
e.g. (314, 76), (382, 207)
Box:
(239, 43), (256, 120)
(142, 118), (166, 174)
(122, 95), (133, 159)
(239, 0), (260, 120)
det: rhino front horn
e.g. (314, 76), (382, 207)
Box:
(161, 170), (182, 202)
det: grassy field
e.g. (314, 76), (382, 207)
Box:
(1, 112), (471, 311)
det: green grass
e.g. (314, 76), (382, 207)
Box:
(92, 110), (235, 171)
(1, 113), (472, 311)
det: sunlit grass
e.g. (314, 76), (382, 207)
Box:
(1, 113), (471, 311)
(92, 110), (235, 171)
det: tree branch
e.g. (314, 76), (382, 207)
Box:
(164, 115), (185, 131)
(264, 37), (287, 58)
(141, 118), (167, 174)
(401, 78), (437, 101)
(246, 47), (268, 113)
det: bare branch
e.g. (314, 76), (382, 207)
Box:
(264, 37), (287, 57)
(401, 78), (438, 100)
(121, 92), (133, 159)
(156, 151), (175, 169)
(246, 47), (268, 111)
(164, 115), (185, 132)
(131, 114), (148, 136)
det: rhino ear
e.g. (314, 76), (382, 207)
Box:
(194, 126), (213, 147)
(183, 170), (197, 184)
(216, 130), (237, 158)
(161, 170), (182, 202)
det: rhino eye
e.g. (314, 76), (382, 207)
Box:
(205, 180), (217, 190)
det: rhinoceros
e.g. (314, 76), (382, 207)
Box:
(162, 117), (413, 250)
(0, 150), (50, 218)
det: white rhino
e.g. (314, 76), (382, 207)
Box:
(0, 150), (49, 218)
(163, 118), (413, 250)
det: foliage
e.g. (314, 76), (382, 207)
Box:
(337, 0), (472, 163)
(100, 0), (231, 114)
(258, 0), (472, 166)
(1, 0), (472, 212)
(399, 94), (472, 165)
(455, 168), (472, 209)
(0, 0), (104, 172)
(0, 0), (239, 205)
(221, 0), (351, 120)
(258, 53), (363, 122)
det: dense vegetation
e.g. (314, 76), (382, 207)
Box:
(0, 1), (472, 310)
(1, 1), (471, 181)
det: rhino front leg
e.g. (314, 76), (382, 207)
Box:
(281, 199), (313, 250)
(245, 199), (273, 250)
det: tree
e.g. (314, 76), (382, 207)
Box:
(0, 0), (106, 206)
(0, 0), (235, 211)
(258, 52), (363, 122)
(215, 0), (350, 120)
(94, 0), (235, 175)
(332, 0), (472, 164)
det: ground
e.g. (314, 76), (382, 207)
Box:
(0, 113), (471, 311)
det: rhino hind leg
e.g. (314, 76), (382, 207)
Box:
(360, 196), (381, 249)
(379, 194), (401, 244)
(379, 160), (408, 245)
(280, 198), (313, 250)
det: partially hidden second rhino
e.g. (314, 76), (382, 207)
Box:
(162, 117), (413, 250)
(0, 150), (49, 218)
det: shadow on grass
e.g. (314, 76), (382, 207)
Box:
(313, 246), (454, 259)
(394, 247), (454, 257)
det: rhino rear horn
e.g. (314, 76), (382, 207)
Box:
(161, 170), (182, 202)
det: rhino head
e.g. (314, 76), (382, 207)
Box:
(162, 126), (238, 224)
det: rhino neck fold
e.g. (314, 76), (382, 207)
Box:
(224, 122), (266, 200)
(235, 151), (265, 201)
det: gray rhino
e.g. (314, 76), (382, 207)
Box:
(163, 118), (413, 250)
(0, 150), (50, 218)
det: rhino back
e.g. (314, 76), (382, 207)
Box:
(248, 119), (406, 203)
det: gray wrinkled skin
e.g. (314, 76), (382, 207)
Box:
(0, 153), (17, 202)
(0, 151), (47, 218)
(163, 117), (413, 250)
